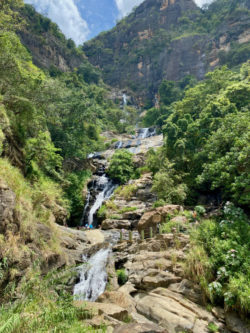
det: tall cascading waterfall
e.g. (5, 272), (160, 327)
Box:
(81, 168), (117, 227)
(122, 93), (127, 106)
(88, 175), (117, 226)
(73, 248), (110, 301)
(75, 127), (159, 301)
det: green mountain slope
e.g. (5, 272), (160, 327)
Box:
(83, 0), (250, 103)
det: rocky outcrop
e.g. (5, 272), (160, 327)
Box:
(109, 232), (229, 333)
(83, 0), (250, 103)
(97, 291), (136, 313)
(0, 180), (17, 234)
(114, 323), (166, 333)
(135, 288), (224, 333)
(18, 5), (87, 72)
(101, 173), (156, 231)
(137, 204), (183, 232)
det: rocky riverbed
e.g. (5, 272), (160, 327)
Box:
(70, 129), (249, 333)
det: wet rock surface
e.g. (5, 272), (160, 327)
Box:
(76, 229), (250, 333)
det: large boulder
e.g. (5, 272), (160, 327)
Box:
(97, 291), (136, 313)
(134, 288), (224, 333)
(225, 312), (250, 333)
(138, 205), (183, 232)
(74, 301), (129, 322)
(102, 219), (131, 230)
(0, 180), (17, 233)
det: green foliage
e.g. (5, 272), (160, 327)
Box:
(197, 111), (250, 205)
(114, 184), (137, 200)
(160, 63), (250, 206)
(65, 170), (91, 226)
(0, 268), (96, 332)
(187, 203), (250, 314)
(195, 206), (206, 216)
(118, 206), (137, 214)
(108, 149), (135, 184)
(97, 204), (107, 220)
(25, 131), (63, 180)
(207, 322), (219, 333)
(146, 148), (187, 204)
(159, 80), (181, 106)
(116, 269), (128, 286)
(219, 43), (250, 68)
(152, 171), (187, 205)
(0, 0), (23, 31)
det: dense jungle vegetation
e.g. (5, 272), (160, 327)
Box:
(0, 0), (135, 226)
(143, 63), (250, 207)
(0, 0), (249, 330)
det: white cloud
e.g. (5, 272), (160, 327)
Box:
(115, 0), (214, 18)
(115, 0), (144, 18)
(24, 0), (89, 45)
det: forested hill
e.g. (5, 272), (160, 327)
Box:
(83, 0), (250, 104)
(0, 0), (133, 226)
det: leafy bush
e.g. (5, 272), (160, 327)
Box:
(114, 184), (137, 200)
(65, 170), (91, 226)
(186, 203), (250, 315)
(108, 150), (135, 184)
(116, 269), (128, 286)
(195, 205), (206, 216)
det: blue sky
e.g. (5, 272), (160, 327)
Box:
(24, 0), (213, 45)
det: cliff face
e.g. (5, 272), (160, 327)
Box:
(18, 4), (87, 72)
(83, 0), (250, 103)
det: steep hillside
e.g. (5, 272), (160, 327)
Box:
(83, 0), (250, 103)
(17, 4), (87, 72)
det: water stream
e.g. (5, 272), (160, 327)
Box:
(73, 248), (110, 301)
(81, 173), (117, 227)
(74, 127), (159, 301)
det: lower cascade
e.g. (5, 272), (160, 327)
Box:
(81, 172), (117, 227)
(73, 248), (110, 301)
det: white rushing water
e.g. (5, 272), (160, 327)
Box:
(73, 248), (110, 301)
(122, 93), (127, 106)
(87, 175), (117, 226)
(137, 128), (150, 139)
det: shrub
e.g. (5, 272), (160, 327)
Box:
(114, 184), (137, 200)
(116, 269), (128, 286)
(107, 150), (134, 184)
(152, 171), (187, 204)
(118, 206), (137, 214)
(186, 203), (250, 315)
(195, 205), (206, 216)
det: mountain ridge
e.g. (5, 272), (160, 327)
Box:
(83, 0), (250, 104)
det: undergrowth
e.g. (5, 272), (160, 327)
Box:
(0, 268), (100, 333)
(185, 203), (250, 316)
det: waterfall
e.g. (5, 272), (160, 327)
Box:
(87, 175), (117, 226)
(137, 127), (156, 139)
(81, 172), (117, 227)
(115, 141), (123, 149)
(73, 248), (110, 301)
(80, 192), (90, 225)
(122, 93), (127, 106)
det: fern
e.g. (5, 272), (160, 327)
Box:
(0, 314), (21, 333)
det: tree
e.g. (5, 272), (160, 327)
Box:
(108, 150), (134, 184)
(159, 80), (181, 106)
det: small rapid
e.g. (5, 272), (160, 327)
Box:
(81, 173), (117, 227)
(73, 248), (110, 301)
(87, 175), (117, 226)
